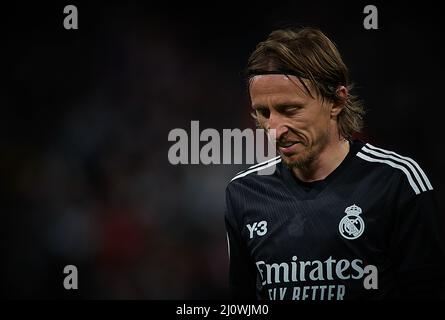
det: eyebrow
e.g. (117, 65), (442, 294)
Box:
(276, 103), (304, 109)
(252, 102), (304, 109)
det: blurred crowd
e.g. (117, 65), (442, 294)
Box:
(4, 2), (444, 299)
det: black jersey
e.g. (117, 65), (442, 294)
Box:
(224, 140), (445, 300)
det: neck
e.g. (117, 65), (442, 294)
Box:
(292, 137), (350, 182)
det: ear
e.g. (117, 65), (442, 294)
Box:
(331, 86), (348, 117)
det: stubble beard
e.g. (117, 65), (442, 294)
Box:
(280, 129), (330, 171)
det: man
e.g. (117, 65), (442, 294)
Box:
(224, 27), (445, 300)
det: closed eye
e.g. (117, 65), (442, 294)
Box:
(254, 107), (270, 119)
(277, 104), (303, 115)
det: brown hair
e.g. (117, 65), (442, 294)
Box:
(246, 27), (365, 139)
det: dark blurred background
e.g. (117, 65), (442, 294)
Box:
(3, 1), (444, 299)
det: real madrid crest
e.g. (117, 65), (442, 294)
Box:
(338, 204), (365, 240)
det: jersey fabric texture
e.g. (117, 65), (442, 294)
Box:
(224, 140), (445, 300)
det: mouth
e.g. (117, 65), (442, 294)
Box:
(278, 141), (301, 155)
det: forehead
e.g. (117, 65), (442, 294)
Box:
(249, 74), (310, 102)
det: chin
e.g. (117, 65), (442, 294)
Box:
(280, 149), (315, 170)
(281, 153), (304, 168)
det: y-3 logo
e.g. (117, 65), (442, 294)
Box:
(247, 221), (268, 239)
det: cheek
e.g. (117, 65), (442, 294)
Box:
(311, 111), (331, 129)
(290, 115), (313, 132)
(295, 115), (327, 140)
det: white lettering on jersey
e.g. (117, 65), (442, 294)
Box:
(247, 221), (268, 239)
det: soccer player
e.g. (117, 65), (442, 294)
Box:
(224, 27), (445, 300)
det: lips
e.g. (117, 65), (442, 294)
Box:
(278, 141), (300, 155)
(279, 141), (297, 148)
(278, 141), (299, 148)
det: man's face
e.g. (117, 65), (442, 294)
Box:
(249, 74), (334, 169)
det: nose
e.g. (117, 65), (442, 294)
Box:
(267, 111), (288, 141)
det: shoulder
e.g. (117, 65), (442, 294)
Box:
(354, 141), (433, 196)
(225, 156), (283, 199)
(228, 155), (282, 183)
(225, 156), (284, 228)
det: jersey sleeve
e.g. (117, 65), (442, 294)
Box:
(390, 174), (445, 298)
(224, 184), (258, 300)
